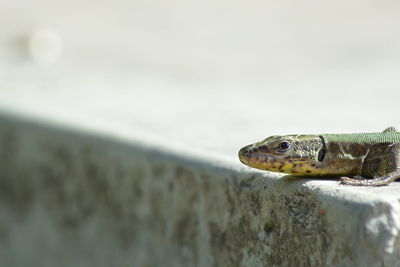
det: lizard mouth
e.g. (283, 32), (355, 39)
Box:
(238, 144), (273, 168)
(239, 144), (294, 172)
(238, 145), (252, 165)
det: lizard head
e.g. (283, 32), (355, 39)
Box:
(238, 134), (325, 175)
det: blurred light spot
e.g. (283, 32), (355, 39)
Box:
(28, 27), (63, 65)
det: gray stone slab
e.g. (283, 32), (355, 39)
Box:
(1, 112), (400, 267)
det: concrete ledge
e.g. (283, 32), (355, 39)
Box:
(1, 112), (400, 267)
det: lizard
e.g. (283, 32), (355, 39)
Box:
(238, 127), (400, 186)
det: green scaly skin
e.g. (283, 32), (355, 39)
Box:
(238, 127), (400, 186)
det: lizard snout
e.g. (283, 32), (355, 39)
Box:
(238, 144), (254, 164)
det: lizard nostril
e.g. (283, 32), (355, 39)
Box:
(239, 146), (247, 156)
(238, 145), (252, 159)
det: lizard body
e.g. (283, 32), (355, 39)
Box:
(238, 127), (400, 186)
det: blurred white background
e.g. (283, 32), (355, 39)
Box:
(0, 0), (400, 157)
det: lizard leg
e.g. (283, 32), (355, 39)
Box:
(341, 143), (400, 186)
(340, 171), (400, 186)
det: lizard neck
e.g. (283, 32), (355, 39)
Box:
(317, 135), (369, 176)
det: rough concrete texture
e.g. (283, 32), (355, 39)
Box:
(1, 113), (400, 267)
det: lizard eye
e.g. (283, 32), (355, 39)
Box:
(278, 141), (291, 151)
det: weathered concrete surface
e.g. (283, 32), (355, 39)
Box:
(1, 112), (400, 267)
